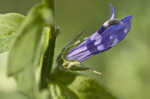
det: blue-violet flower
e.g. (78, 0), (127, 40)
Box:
(66, 4), (132, 62)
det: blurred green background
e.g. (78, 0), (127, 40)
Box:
(0, 0), (150, 99)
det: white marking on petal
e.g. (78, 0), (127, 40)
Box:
(94, 39), (102, 46)
(68, 50), (91, 61)
(97, 45), (105, 51)
(67, 46), (87, 58)
(111, 38), (119, 46)
(77, 50), (91, 61)
(124, 28), (128, 34)
(109, 36), (113, 39)
(90, 32), (102, 41)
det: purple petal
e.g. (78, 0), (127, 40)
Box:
(97, 4), (115, 34)
(109, 3), (115, 20)
(97, 25), (106, 34)
(121, 15), (132, 34)
(66, 5), (132, 62)
(98, 15), (132, 50)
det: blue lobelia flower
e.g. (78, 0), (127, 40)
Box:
(66, 4), (132, 62)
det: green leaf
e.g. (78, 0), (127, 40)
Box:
(49, 83), (79, 99)
(68, 75), (116, 99)
(0, 13), (24, 53)
(7, 4), (51, 76)
(14, 66), (37, 98)
(6, 4), (52, 99)
(14, 64), (50, 99)
(7, 3), (52, 98)
(0, 91), (28, 99)
(50, 69), (116, 99)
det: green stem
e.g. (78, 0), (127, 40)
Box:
(43, 0), (54, 9)
(40, 0), (56, 90)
